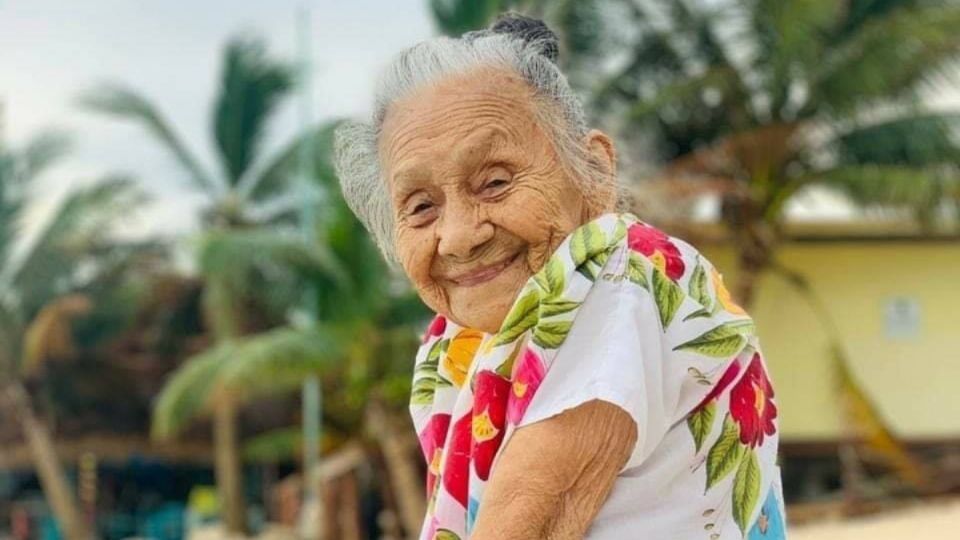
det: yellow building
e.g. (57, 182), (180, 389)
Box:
(693, 220), (959, 446)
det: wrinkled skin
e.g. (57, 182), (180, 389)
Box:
(381, 67), (635, 538)
(381, 66), (616, 333)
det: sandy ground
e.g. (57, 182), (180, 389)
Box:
(187, 499), (960, 539)
(789, 498), (960, 540)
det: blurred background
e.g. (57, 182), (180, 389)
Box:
(1, 0), (958, 539)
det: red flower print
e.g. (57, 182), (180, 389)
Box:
(627, 223), (686, 280)
(442, 413), (472, 508)
(418, 413), (451, 499)
(729, 353), (777, 447)
(471, 370), (511, 481)
(507, 348), (545, 425)
(692, 359), (741, 412)
(422, 315), (447, 343)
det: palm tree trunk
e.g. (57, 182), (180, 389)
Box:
(2, 382), (92, 540)
(213, 397), (248, 535)
(367, 403), (424, 538)
(337, 473), (362, 540)
(730, 217), (778, 310)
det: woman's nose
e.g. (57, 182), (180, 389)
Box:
(436, 204), (495, 260)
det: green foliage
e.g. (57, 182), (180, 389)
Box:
(152, 327), (345, 439)
(0, 133), (152, 363)
(81, 33), (304, 227)
(430, 0), (505, 36)
(12, 177), (147, 316)
(152, 343), (232, 439)
(214, 37), (294, 185)
(79, 84), (220, 196)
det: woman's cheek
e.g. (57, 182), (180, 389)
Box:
(396, 226), (447, 313)
(496, 183), (579, 264)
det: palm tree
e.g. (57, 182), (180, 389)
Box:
(0, 130), (148, 540)
(150, 120), (432, 537)
(79, 34), (348, 533)
(431, 0), (960, 306)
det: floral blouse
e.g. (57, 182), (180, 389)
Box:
(409, 213), (787, 539)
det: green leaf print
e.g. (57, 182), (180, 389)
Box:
(540, 298), (580, 318)
(611, 217), (627, 245)
(410, 375), (437, 405)
(687, 401), (716, 452)
(706, 414), (744, 490)
(532, 320), (573, 349)
(494, 288), (540, 346)
(689, 261), (712, 309)
(435, 529), (461, 540)
(682, 307), (712, 321)
(414, 338), (445, 377)
(626, 251), (649, 289)
(733, 449), (762, 534)
(533, 255), (566, 298)
(673, 320), (754, 358)
(569, 221), (607, 266)
(653, 267), (684, 328)
(411, 338), (453, 404)
(495, 340), (526, 378)
(577, 250), (610, 282)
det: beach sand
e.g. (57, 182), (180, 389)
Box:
(789, 498), (960, 540)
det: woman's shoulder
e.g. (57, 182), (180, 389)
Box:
(608, 217), (751, 333)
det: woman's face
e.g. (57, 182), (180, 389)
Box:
(380, 67), (616, 333)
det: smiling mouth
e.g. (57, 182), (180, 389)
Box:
(448, 252), (522, 287)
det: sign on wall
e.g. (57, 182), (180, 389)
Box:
(884, 296), (921, 340)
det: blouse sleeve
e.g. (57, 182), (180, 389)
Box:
(514, 231), (755, 470)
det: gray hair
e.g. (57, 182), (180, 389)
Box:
(333, 14), (620, 263)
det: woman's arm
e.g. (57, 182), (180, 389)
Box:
(470, 399), (638, 539)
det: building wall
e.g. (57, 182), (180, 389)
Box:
(699, 240), (960, 441)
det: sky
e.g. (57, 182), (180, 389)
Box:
(2, 0), (959, 248)
(0, 0), (435, 243)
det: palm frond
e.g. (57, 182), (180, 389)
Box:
(628, 65), (744, 122)
(429, 0), (503, 36)
(834, 112), (960, 166)
(212, 36), (293, 187)
(217, 327), (345, 403)
(0, 131), (72, 267)
(152, 343), (232, 439)
(813, 5), (960, 115)
(835, 0), (952, 40)
(16, 131), (72, 184)
(239, 120), (341, 206)
(79, 84), (220, 195)
(809, 164), (958, 225)
(11, 176), (147, 315)
(750, 0), (842, 118)
(196, 228), (347, 296)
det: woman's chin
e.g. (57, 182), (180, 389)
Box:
(447, 258), (530, 333)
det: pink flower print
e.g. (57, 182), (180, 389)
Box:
(507, 347), (546, 425)
(418, 413), (451, 499)
(422, 315), (447, 343)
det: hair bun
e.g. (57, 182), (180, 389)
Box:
(489, 12), (559, 63)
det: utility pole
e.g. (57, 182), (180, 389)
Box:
(296, 6), (324, 539)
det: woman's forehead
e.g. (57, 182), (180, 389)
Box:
(380, 67), (542, 161)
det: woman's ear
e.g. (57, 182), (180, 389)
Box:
(585, 128), (616, 178)
(582, 129), (618, 215)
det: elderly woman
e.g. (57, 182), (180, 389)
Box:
(335, 14), (786, 540)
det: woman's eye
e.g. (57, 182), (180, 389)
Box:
(484, 178), (509, 191)
(411, 201), (433, 214)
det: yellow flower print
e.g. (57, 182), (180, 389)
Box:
(443, 328), (483, 387)
(711, 267), (746, 315)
